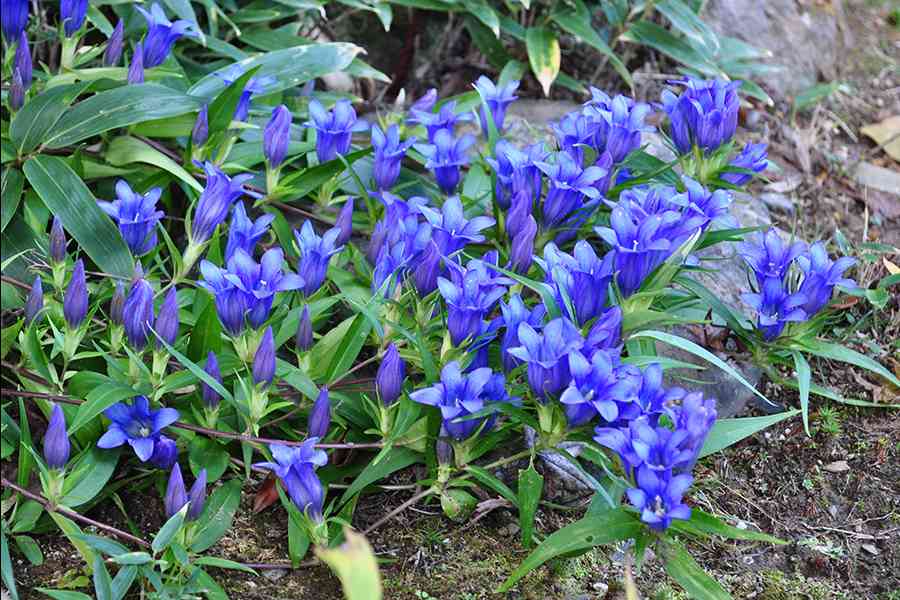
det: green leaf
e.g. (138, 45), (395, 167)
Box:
(191, 479), (242, 552)
(151, 505), (187, 554)
(664, 542), (732, 600)
(68, 373), (138, 434)
(60, 447), (120, 507)
(792, 81), (849, 115)
(498, 509), (641, 592)
(1, 530), (20, 600)
(14, 535), (43, 565)
(655, 0), (720, 54)
(671, 509), (786, 544)
(105, 137), (202, 192)
(461, 0), (499, 37)
(110, 552), (153, 565)
(315, 529), (383, 600)
(49, 512), (97, 571)
(35, 590), (93, 600)
(188, 43), (363, 99)
(1, 168), (24, 232)
(23, 155), (134, 277)
(45, 84), (203, 149)
(622, 20), (719, 76)
(517, 465), (543, 547)
(92, 555), (114, 600)
(206, 65), (261, 136)
(525, 26), (561, 96)
(551, 0), (633, 90)
(465, 465), (519, 506)
(110, 565), (137, 600)
(194, 556), (258, 574)
(188, 437), (230, 483)
(699, 410), (799, 457)
(791, 351), (812, 436)
(10, 82), (93, 155)
(187, 297), (223, 361)
(631, 330), (771, 406)
(338, 447), (420, 506)
(796, 339), (900, 388)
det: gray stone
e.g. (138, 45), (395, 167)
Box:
(703, 0), (840, 100)
(759, 191), (795, 214)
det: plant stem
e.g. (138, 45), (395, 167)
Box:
(624, 546), (640, 600)
(362, 487), (434, 536)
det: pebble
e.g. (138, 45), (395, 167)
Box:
(759, 192), (796, 214)
(823, 460), (850, 473)
(592, 582), (610, 595)
(262, 568), (288, 582)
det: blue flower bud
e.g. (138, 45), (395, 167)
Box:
(63, 259), (88, 328)
(137, 3), (197, 68)
(24, 276), (43, 325)
(155, 287), (180, 348)
(295, 305), (313, 352)
(191, 162), (253, 245)
(308, 387), (331, 439)
(201, 351), (222, 409)
(371, 124), (415, 191)
(123, 276), (154, 350)
(43, 404), (70, 470)
(9, 68), (25, 110)
(103, 19), (124, 66)
(164, 462), (188, 518)
(253, 326), (275, 386)
(376, 343), (405, 406)
(509, 215), (536, 274)
(60, 0), (88, 37)
(192, 104), (209, 147)
(334, 197), (354, 247)
(264, 104), (291, 168)
(50, 217), (67, 264)
(127, 42), (144, 84)
(413, 241), (440, 297)
(110, 281), (125, 326)
(1, 0), (28, 43)
(149, 435), (178, 469)
(14, 32), (31, 89)
(187, 468), (207, 521)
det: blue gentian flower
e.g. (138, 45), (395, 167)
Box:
(60, 0), (87, 37)
(410, 362), (506, 440)
(97, 396), (179, 462)
(473, 75), (519, 135)
(14, 32), (31, 89)
(536, 241), (615, 326)
(499, 294), (545, 373)
(253, 327), (275, 386)
(367, 193), (430, 264)
(552, 111), (600, 164)
(582, 89), (654, 163)
(50, 216), (66, 264)
(408, 88), (437, 114)
(187, 468), (207, 521)
(507, 317), (584, 402)
(796, 242), (856, 316)
(215, 64), (275, 122)
(308, 387), (331, 439)
(224, 202), (274, 262)
(98, 180), (164, 256)
(413, 240), (441, 297)
(192, 104), (209, 147)
(149, 435), (178, 469)
(721, 142), (768, 186)
(635, 363), (684, 420)
(110, 281), (125, 326)
(559, 349), (642, 427)
(127, 42), (145, 84)
(264, 105), (292, 168)
(305, 99), (368, 162)
(103, 20), (124, 66)
(585, 306), (623, 355)
(627, 466), (693, 531)
(661, 78), (741, 155)
(295, 306), (313, 352)
(371, 124), (416, 191)
(372, 241), (409, 297)
(294, 220), (343, 296)
(377, 343), (406, 406)
(409, 99), (471, 143)
(254, 440), (328, 522)
(43, 404), (70, 470)
(25, 276), (43, 326)
(667, 391), (717, 467)
(741, 276), (807, 341)
(155, 287), (180, 348)
(137, 3), (197, 68)
(486, 141), (533, 210)
(506, 189), (534, 242)
(201, 351), (222, 409)
(437, 256), (511, 346)
(595, 205), (675, 297)
(419, 129), (476, 195)
(738, 228), (807, 287)
(537, 152), (607, 229)
(9, 68), (25, 110)
(1, 0), (28, 42)
(679, 176), (733, 229)
(419, 195), (494, 256)
(164, 463), (188, 518)
(509, 215), (537, 274)
(123, 275), (154, 350)
(334, 197), (354, 246)
(191, 161), (254, 244)
(63, 260), (88, 328)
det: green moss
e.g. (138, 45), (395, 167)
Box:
(759, 570), (849, 600)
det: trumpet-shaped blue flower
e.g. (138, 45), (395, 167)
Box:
(419, 195), (494, 256)
(499, 294), (546, 373)
(583, 89), (654, 164)
(559, 350), (642, 427)
(294, 220), (343, 296)
(537, 152), (607, 229)
(413, 240), (442, 297)
(264, 105), (292, 168)
(377, 343), (406, 406)
(308, 387), (331, 439)
(215, 64), (275, 122)
(661, 78), (741, 155)
(409, 99), (471, 143)
(254, 440), (328, 522)
(738, 228), (807, 287)
(149, 435), (178, 469)
(155, 287), (180, 347)
(103, 20), (124, 66)
(97, 396), (179, 462)
(137, 3), (197, 67)
(25, 276), (43, 326)
(367, 193), (430, 264)
(98, 180), (164, 256)
(509, 215), (537, 274)
(50, 216), (66, 264)
(253, 326), (275, 386)
(536, 241), (615, 326)
(486, 141), (546, 210)
(552, 111), (600, 164)
(192, 104), (209, 146)
(595, 205), (675, 297)
(585, 306), (623, 356)
(796, 241), (857, 316)
(438, 255), (511, 346)
(305, 99), (368, 162)
(371, 124), (416, 191)
(335, 197), (354, 246)
(127, 42), (144, 84)
(63, 260), (88, 328)
(473, 75), (519, 135)
(9, 68), (25, 111)
(507, 317), (584, 402)
(14, 32), (31, 89)
(741, 276), (807, 341)
(191, 161), (254, 244)
(224, 202), (274, 262)
(164, 463), (188, 518)
(43, 404), (70, 470)
(420, 129), (476, 195)
(60, 0), (87, 37)
(109, 282), (125, 326)
(627, 466), (693, 531)
(123, 276), (154, 349)
(201, 351), (222, 409)
(296, 306), (313, 352)
(721, 142), (768, 186)
(1, 0), (27, 42)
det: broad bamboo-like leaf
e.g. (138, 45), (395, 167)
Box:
(525, 26), (561, 96)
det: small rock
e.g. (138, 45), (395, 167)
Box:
(592, 582), (610, 595)
(498, 522), (520, 537)
(823, 460), (850, 473)
(262, 568), (288, 582)
(861, 543), (879, 556)
(759, 192), (796, 214)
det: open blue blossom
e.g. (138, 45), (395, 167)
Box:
(1, 0), (28, 42)
(438, 255), (511, 346)
(473, 75), (519, 135)
(43, 404), (70, 470)
(636, 363), (685, 421)
(537, 152), (607, 229)
(796, 241), (857, 316)
(215, 64), (275, 122)
(559, 349), (642, 427)
(224, 202), (274, 262)
(420, 129), (476, 195)
(98, 180), (164, 256)
(192, 161), (254, 244)
(552, 111), (600, 164)
(738, 228), (807, 287)
(305, 99), (368, 162)
(721, 142), (768, 186)
(254, 440), (328, 522)
(60, 0), (87, 37)
(679, 176), (733, 229)
(419, 195), (494, 256)
(264, 105), (292, 168)
(137, 3), (197, 68)
(507, 317), (584, 402)
(595, 205), (674, 297)
(294, 221), (343, 296)
(371, 241), (410, 297)
(536, 241), (615, 326)
(583, 89), (654, 164)
(741, 276), (807, 341)
(410, 362), (507, 440)
(486, 141), (546, 210)
(409, 88), (437, 114)
(661, 78), (741, 155)
(371, 124), (416, 191)
(63, 260), (88, 328)
(585, 306), (624, 356)
(97, 396), (179, 462)
(499, 294), (546, 372)
(409, 99), (471, 143)
(123, 275), (154, 349)
(627, 466), (693, 531)
(667, 392), (717, 467)
(367, 193), (430, 264)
